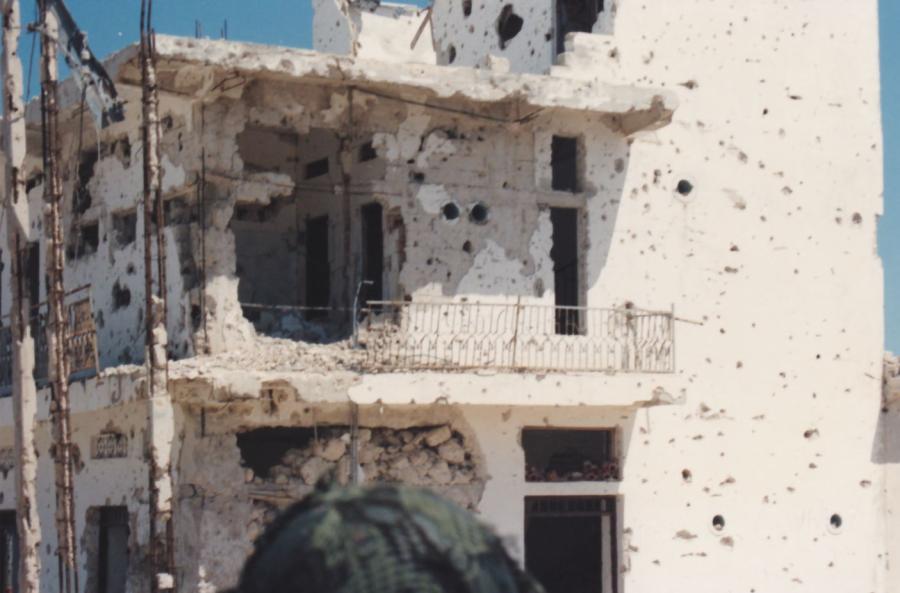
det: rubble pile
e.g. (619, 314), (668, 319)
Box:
(526, 459), (619, 482)
(172, 334), (364, 375)
(244, 424), (484, 511)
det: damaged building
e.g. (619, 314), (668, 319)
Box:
(0, 0), (893, 592)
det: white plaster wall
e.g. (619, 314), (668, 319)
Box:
(537, 1), (886, 591)
(0, 371), (157, 593)
(314, 0), (436, 64)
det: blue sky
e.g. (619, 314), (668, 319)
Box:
(30, 1), (900, 352)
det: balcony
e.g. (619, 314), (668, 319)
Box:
(360, 301), (674, 374)
(0, 286), (100, 395)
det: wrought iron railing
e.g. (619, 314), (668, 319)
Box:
(0, 285), (99, 394)
(360, 300), (674, 373)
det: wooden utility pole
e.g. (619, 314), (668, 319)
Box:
(38, 2), (78, 593)
(141, 1), (175, 590)
(2, 1), (42, 591)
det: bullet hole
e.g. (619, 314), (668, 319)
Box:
(442, 202), (460, 221)
(409, 171), (425, 183)
(852, 212), (862, 224)
(614, 158), (625, 173)
(112, 282), (131, 311)
(681, 469), (692, 482)
(679, 80), (698, 90)
(676, 180), (694, 195)
(462, 0), (472, 17)
(829, 514), (842, 530)
(712, 515), (726, 531)
(803, 429), (819, 440)
(448, 44), (457, 64)
(462, 240), (473, 253)
(496, 5), (524, 49)
(469, 202), (489, 224)
(763, 108), (769, 116)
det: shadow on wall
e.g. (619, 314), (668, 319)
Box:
(872, 397), (900, 464)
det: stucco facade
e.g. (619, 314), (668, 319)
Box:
(0, 0), (891, 592)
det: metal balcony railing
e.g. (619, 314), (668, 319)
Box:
(360, 300), (675, 373)
(0, 285), (99, 394)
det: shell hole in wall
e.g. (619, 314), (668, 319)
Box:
(681, 469), (692, 482)
(497, 5), (524, 49)
(712, 515), (725, 531)
(469, 203), (489, 224)
(830, 514), (842, 530)
(442, 202), (461, 221)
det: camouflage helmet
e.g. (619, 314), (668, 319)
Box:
(231, 482), (545, 593)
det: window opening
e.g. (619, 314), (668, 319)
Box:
(0, 512), (18, 593)
(111, 211), (137, 247)
(523, 428), (618, 482)
(525, 496), (618, 593)
(551, 136), (579, 192)
(97, 506), (129, 593)
(305, 157), (330, 180)
(550, 208), (581, 335)
(68, 222), (100, 261)
(306, 215), (331, 316)
(74, 148), (99, 215)
(358, 141), (378, 163)
(361, 203), (384, 307)
(556, 0), (602, 55)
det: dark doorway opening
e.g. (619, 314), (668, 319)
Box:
(360, 203), (384, 308)
(0, 512), (17, 593)
(525, 496), (618, 593)
(555, 0), (602, 55)
(550, 208), (581, 335)
(97, 506), (129, 593)
(551, 136), (579, 192)
(306, 215), (331, 316)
